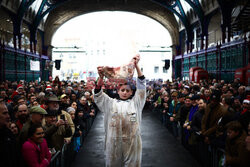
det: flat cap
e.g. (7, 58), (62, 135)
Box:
(30, 106), (47, 115)
(47, 95), (60, 102)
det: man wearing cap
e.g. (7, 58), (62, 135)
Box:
(46, 95), (75, 144)
(60, 94), (70, 111)
(11, 84), (24, 99)
(18, 106), (47, 146)
(201, 90), (227, 144)
(43, 109), (72, 151)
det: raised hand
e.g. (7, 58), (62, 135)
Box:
(97, 66), (104, 79)
(132, 54), (140, 66)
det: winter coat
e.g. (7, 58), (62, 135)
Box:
(175, 104), (192, 125)
(225, 132), (250, 167)
(0, 127), (19, 167)
(201, 103), (227, 138)
(43, 123), (72, 151)
(22, 138), (51, 167)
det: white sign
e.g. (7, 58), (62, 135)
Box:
(30, 60), (40, 71)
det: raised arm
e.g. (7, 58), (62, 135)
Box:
(133, 54), (143, 78)
(96, 66), (104, 90)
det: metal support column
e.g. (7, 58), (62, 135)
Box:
(216, 44), (219, 80)
(0, 38), (2, 82)
(24, 53), (27, 81)
(15, 51), (17, 81)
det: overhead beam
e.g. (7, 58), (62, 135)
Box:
(29, 0), (68, 53)
(150, 0), (193, 52)
(13, 0), (36, 49)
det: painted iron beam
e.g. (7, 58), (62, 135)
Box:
(29, 0), (68, 52)
(13, 0), (36, 49)
(217, 0), (237, 43)
(150, 0), (193, 50)
(184, 0), (208, 49)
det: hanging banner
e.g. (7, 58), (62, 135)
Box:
(30, 60), (40, 71)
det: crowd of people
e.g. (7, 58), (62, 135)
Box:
(0, 75), (249, 167)
(0, 76), (98, 167)
(145, 78), (250, 167)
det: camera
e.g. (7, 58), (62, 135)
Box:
(60, 115), (65, 121)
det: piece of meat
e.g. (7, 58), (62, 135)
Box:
(102, 60), (135, 80)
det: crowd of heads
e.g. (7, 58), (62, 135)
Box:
(0, 76), (249, 166)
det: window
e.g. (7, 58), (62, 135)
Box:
(154, 66), (159, 73)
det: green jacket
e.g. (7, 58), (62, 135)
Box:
(43, 123), (72, 151)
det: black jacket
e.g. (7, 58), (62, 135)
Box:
(0, 127), (19, 167)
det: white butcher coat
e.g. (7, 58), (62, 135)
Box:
(93, 78), (146, 167)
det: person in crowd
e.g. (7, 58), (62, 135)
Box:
(201, 88), (211, 104)
(238, 86), (246, 103)
(52, 76), (61, 88)
(190, 98), (206, 137)
(27, 94), (37, 108)
(9, 121), (20, 138)
(22, 123), (51, 167)
(0, 102), (19, 167)
(175, 96), (192, 144)
(183, 94), (200, 144)
(77, 96), (94, 132)
(239, 99), (250, 133)
(72, 84), (80, 98)
(232, 96), (242, 113)
(11, 84), (24, 99)
(94, 54), (146, 167)
(201, 90), (227, 145)
(0, 89), (8, 102)
(225, 121), (250, 167)
(169, 91), (182, 138)
(16, 104), (29, 130)
(60, 94), (70, 111)
(67, 107), (82, 153)
(18, 106), (47, 146)
(74, 107), (85, 137)
(43, 109), (72, 151)
(71, 101), (78, 111)
(159, 95), (169, 126)
(46, 95), (75, 144)
(245, 122), (250, 151)
(70, 93), (78, 103)
(182, 86), (190, 97)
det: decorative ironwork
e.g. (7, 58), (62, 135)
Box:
(29, 0), (68, 52)
(150, 0), (193, 43)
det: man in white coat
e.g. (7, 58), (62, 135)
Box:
(93, 55), (146, 167)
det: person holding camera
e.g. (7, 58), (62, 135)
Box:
(45, 95), (75, 144)
(43, 109), (72, 151)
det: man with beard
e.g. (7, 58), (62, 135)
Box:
(43, 109), (72, 151)
(190, 99), (206, 144)
(232, 96), (243, 113)
(18, 106), (47, 146)
(46, 95), (75, 144)
(16, 104), (29, 130)
(201, 90), (227, 145)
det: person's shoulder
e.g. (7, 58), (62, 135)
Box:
(22, 140), (34, 149)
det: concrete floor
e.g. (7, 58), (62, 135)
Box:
(71, 110), (201, 167)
